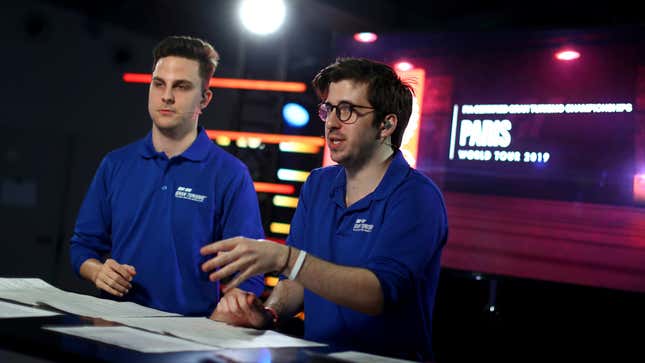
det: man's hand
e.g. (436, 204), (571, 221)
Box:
(90, 258), (136, 297)
(200, 237), (288, 293)
(210, 288), (272, 329)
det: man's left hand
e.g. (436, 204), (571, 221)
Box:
(210, 288), (271, 329)
(200, 236), (287, 293)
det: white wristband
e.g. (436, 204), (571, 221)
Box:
(288, 250), (307, 280)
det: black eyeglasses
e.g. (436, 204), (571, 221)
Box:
(318, 101), (376, 124)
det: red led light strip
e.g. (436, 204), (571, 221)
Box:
(123, 73), (306, 93)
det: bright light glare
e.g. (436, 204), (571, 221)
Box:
(282, 102), (310, 127)
(395, 61), (414, 71)
(277, 168), (310, 182)
(353, 32), (378, 43)
(239, 0), (286, 35)
(555, 50), (581, 61)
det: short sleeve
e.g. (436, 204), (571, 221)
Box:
(365, 181), (448, 309)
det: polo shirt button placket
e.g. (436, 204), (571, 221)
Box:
(161, 159), (174, 192)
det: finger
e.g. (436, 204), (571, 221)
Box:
(210, 310), (226, 322)
(202, 250), (241, 275)
(96, 279), (124, 297)
(228, 295), (242, 315)
(237, 292), (254, 314)
(200, 237), (241, 256)
(216, 297), (231, 314)
(112, 263), (135, 281)
(245, 292), (258, 308)
(248, 294), (265, 313)
(123, 264), (137, 275)
(208, 257), (247, 282)
(222, 267), (256, 294)
(104, 259), (134, 281)
(105, 269), (132, 290)
(99, 273), (128, 294)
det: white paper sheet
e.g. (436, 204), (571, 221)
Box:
(110, 317), (326, 349)
(0, 277), (179, 318)
(328, 351), (417, 363)
(0, 277), (64, 306)
(0, 277), (57, 290)
(43, 326), (216, 353)
(0, 300), (61, 318)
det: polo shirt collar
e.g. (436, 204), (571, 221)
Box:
(139, 132), (158, 159)
(371, 149), (410, 200)
(181, 126), (211, 161)
(138, 126), (210, 161)
(329, 149), (411, 207)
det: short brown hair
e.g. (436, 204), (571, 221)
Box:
(152, 35), (219, 90)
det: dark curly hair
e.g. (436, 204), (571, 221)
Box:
(312, 57), (413, 149)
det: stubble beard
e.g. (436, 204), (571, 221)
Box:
(153, 113), (197, 140)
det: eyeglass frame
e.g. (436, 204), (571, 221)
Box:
(317, 101), (376, 124)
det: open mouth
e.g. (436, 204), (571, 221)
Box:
(328, 135), (345, 146)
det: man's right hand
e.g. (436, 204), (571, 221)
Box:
(82, 258), (136, 297)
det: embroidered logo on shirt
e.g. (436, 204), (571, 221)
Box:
(352, 218), (374, 233)
(174, 186), (207, 203)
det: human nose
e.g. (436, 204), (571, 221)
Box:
(161, 88), (174, 104)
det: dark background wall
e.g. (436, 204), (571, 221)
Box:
(1, 1), (158, 293)
(0, 0), (331, 294)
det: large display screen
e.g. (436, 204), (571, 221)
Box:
(336, 28), (645, 293)
(443, 44), (636, 205)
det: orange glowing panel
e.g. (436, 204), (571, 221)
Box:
(270, 222), (290, 235)
(123, 73), (306, 93)
(322, 68), (425, 168)
(253, 182), (295, 195)
(279, 141), (320, 154)
(265, 276), (279, 287)
(397, 68), (425, 168)
(206, 130), (325, 147)
(634, 174), (645, 203)
(209, 78), (306, 92)
(273, 195), (299, 208)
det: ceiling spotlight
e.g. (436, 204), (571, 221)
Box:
(554, 49), (581, 61)
(239, 0), (286, 35)
(394, 61), (414, 71)
(353, 32), (378, 43)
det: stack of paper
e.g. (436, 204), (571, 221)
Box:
(108, 317), (326, 349)
(0, 277), (178, 318)
(43, 326), (216, 353)
(0, 300), (61, 318)
(2, 278), (325, 354)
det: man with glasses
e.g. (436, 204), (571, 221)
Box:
(199, 57), (448, 360)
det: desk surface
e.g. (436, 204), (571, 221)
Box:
(0, 314), (346, 363)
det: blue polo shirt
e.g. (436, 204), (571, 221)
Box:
(287, 150), (448, 360)
(70, 127), (265, 316)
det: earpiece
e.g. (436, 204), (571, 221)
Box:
(384, 118), (394, 129)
